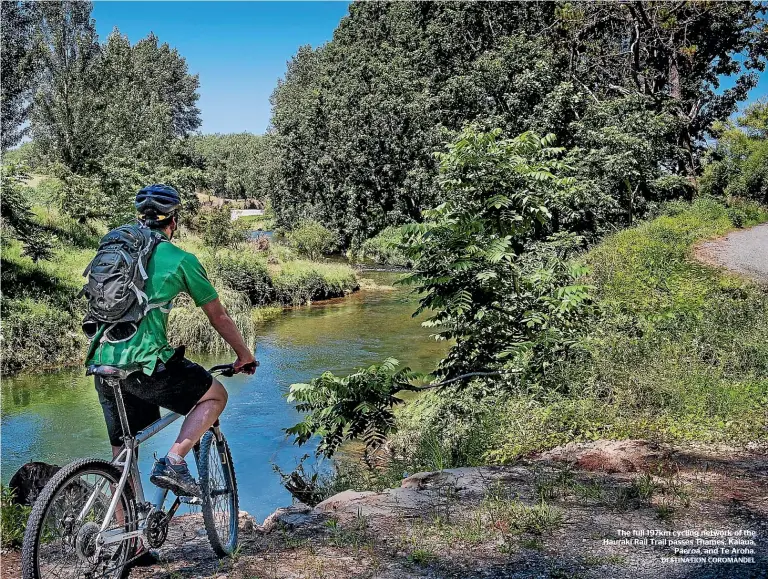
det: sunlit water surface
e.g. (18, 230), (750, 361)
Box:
(1, 272), (447, 520)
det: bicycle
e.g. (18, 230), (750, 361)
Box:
(21, 361), (256, 579)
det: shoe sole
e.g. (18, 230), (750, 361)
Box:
(149, 474), (201, 498)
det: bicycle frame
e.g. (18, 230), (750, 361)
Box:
(87, 377), (184, 550)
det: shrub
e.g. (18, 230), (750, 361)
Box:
(0, 298), (85, 374)
(198, 206), (248, 254)
(287, 219), (340, 260)
(210, 254), (274, 305)
(272, 260), (358, 305)
(352, 225), (410, 267)
(167, 289), (256, 354)
(0, 485), (30, 548)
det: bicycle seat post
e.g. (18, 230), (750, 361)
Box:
(106, 377), (134, 450)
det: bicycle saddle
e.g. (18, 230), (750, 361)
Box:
(86, 364), (144, 380)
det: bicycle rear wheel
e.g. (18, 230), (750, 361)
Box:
(198, 429), (239, 557)
(21, 458), (137, 579)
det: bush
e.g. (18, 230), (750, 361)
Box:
(272, 260), (359, 305)
(199, 206), (248, 254)
(167, 289), (256, 354)
(287, 219), (340, 260)
(0, 298), (85, 374)
(0, 485), (30, 548)
(210, 253), (274, 305)
(352, 225), (410, 267)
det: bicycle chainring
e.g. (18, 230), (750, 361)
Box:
(145, 510), (170, 548)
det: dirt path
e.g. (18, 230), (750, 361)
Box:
(696, 223), (768, 283)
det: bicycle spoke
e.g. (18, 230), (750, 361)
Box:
(36, 471), (133, 579)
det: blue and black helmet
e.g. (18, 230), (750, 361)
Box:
(135, 184), (181, 223)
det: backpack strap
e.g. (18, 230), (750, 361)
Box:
(145, 301), (173, 314)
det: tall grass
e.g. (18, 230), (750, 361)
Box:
(167, 289), (257, 354)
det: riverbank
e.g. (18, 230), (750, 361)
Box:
(0, 205), (360, 376)
(379, 199), (768, 479)
(4, 439), (754, 579)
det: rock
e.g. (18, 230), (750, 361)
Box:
(257, 503), (314, 533)
(239, 510), (255, 533)
(314, 490), (377, 512)
(537, 439), (666, 473)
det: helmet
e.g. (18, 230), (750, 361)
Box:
(135, 184), (181, 221)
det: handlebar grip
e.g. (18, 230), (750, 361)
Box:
(239, 361), (258, 373)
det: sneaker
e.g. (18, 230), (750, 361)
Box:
(149, 457), (201, 498)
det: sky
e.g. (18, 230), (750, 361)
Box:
(91, 2), (766, 136)
(92, 1), (351, 135)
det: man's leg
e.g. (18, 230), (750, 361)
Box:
(150, 377), (228, 497)
(168, 378), (228, 458)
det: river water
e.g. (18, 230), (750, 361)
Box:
(1, 272), (447, 520)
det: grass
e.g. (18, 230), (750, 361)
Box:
(382, 198), (768, 473)
(1, 485), (31, 548)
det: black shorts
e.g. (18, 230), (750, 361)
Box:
(95, 350), (213, 447)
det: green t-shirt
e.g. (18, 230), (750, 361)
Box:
(85, 233), (218, 375)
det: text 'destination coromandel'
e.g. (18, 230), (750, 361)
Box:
(603, 529), (759, 564)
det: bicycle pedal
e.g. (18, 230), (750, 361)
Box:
(179, 496), (202, 505)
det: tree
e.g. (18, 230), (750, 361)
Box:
(700, 100), (768, 203)
(284, 128), (594, 458)
(189, 133), (273, 199)
(30, 1), (102, 173)
(1, 1), (38, 151)
(561, 1), (768, 176)
(287, 219), (340, 260)
(269, 2), (767, 245)
(401, 127), (592, 381)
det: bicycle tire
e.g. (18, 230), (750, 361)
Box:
(198, 429), (239, 557)
(22, 458), (137, 579)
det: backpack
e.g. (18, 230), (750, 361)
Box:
(80, 222), (168, 343)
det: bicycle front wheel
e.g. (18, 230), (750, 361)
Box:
(21, 458), (137, 579)
(198, 429), (239, 557)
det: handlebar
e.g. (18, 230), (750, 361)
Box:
(209, 361), (259, 377)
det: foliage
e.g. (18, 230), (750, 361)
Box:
(286, 358), (419, 458)
(269, 2), (767, 244)
(198, 206), (247, 255)
(0, 163), (59, 264)
(189, 133), (274, 199)
(394, 199), (768, 467)
(271, 259), (358, 305)
(401, 127), (593, 381)
(210, 254), (274, 306)
(167, 289), (255, 355)
(1, 297), (84, 374)
(25, 2), (204, 225)
(0, 163), (36, 237)
(0, 1), (38, 151)
(30, 1), (102, 173)
(351, 225), (411, 267)
(700, 100), (768, 204)
(0, 485), (31, 548)
(287, 219), (340, 260)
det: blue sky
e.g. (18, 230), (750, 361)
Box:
(92, 2), (766, 135)
(92, 1), (351, 135)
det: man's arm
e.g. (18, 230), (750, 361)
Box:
(201, 298), (256, 372)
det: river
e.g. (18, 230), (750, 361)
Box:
(1, 272), (447, 520)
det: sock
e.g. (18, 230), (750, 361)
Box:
(166, 452), (185, 465)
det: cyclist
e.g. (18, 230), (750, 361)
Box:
(85, 184), (256, 501)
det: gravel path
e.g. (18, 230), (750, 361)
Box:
(697, 223), (768, 283)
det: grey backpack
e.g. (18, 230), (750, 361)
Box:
(81, 223), (167, 343)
